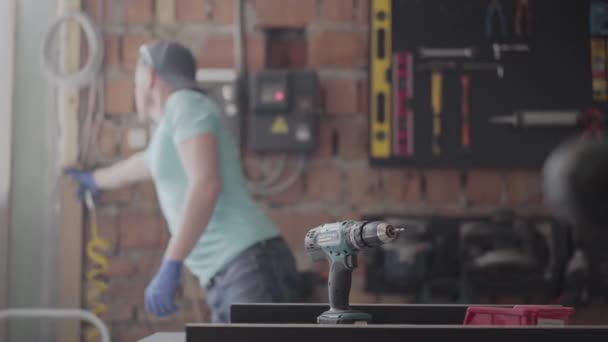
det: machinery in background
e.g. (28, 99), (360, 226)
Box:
(305, 221), (404, 324)
(247, 70), (321, 153)
(362, 212), (572, 305)
(457, 209), (568, 303)
(363, 216), (462, 303)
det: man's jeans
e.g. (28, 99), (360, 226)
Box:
(205, 236), (302, 323)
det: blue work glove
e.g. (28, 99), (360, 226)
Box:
(64, 168), (101, 200)
(144, 259), (183, 317)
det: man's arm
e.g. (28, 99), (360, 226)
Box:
(93, 151), (152, 190)
(164, 132), (221, 261)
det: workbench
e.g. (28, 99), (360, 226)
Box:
(138, 304), (608, 342)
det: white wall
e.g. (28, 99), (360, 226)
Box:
(0, 0), (16, 340)
(8, 0), (59, 340)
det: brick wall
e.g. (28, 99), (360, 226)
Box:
(81, 1), (547, 340)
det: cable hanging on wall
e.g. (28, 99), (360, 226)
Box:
(41, 4), (111, 342)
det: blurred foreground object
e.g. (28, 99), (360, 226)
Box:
(542, 135), (608, 229)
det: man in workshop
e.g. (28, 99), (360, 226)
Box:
(66, 40), (302, 322)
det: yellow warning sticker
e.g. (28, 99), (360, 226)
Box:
(271, 116), (289, 135)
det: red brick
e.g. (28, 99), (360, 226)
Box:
(125, 0), (154, 25)
(425, 170), (462, 204)
(305, 164), (342, 203)
(96, 211), (120, 253)
(119, 211), (164, 250)
(176, 0), (209, 22)
(99, 186), (133, 205)
(506, 170), (542, 205)
(108, 279), (148, 300)
(465, 170), (504, 205)
(382, 170), (422, 203)
(94, 120), (121, 161)
(137, 255), (162, 276)
(134, 181), (158, 205)
(321, 0), (355, 23)
(105, 78), (135, 115)
(264, 161), (307, 206)
(266, 210), (333, 253)
(324, 79), (359, 115)
(253, 0), (317, 27)
(339, 119), (367, 161)
(83, 0), (111, 24)
(100, 303), (136, 322)
(122, 34), (153, 72)
(213, 0), (234, 24)
(197, 35), (234, 68)
(247, 33), (266, 71)
(313, 120), (336, 159)
(357, 0), (370, 24)
(104, 35), (121, 66)
(108, 256), (137, 277)
(358, 79), (369, 114)
(309, 31), (368, 68)
(347, 167), (384, 207)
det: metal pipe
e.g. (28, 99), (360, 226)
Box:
(0, 309), (110, 342)
(234, 0), (247, 73)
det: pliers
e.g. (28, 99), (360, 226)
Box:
(515, 0), (533, 36)
(485, 0), (507, 39)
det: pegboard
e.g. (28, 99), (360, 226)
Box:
(369, 0), (607, 168)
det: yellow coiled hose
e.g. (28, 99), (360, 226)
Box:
(84, 191), (110, 342)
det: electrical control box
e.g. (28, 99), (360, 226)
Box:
(196, 68), (241, 146)
(247, 70), (321, 153)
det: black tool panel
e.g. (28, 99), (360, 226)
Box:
(371, 0), (601, 168)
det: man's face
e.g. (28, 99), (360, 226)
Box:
(134, 61), (154, 122)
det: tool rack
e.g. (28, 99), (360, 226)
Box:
(139, 303), (608, 342)
(370, 0), (603, 168)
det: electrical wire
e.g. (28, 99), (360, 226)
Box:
(248, 155), (307, 196)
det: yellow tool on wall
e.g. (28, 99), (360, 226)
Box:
(431, 71), (443, 155)
(83, 191), (110, 342)
(370, 0), (392, 159)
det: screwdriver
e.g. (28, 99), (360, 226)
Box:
(431, 71), (443, 155)
(461, 74), (471, 150)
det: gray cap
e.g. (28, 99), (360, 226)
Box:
(139, 40), (200, 91)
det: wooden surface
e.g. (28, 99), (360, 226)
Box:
(0, 0), (16, 341)
(56, 0), (84, 342)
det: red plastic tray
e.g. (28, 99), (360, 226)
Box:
(463, 305), (575, 326)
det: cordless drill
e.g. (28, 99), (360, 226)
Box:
(305, 221), (403, 324)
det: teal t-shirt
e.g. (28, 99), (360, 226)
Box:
(145, 89), (280, 287)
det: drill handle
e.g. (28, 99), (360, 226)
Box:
(328, 261), (353, 312)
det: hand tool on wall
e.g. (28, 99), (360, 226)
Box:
(392, 52), (415, 157)
(493, 44), (530, 61)
(418, 47), (475, 59)
(591, 39), (608, 102)
(416, 60), (458, 72)
(515, 0), (533, 37)
(431, 71), (443, 155)
(489, 110), (581, 127)
(305, 221), (404, 324)
(462, 62), (505, 78)
(461, 74), (471, 150)
(485, 0), (507, 39)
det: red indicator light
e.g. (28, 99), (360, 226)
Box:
(274, 91), (285, 101)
